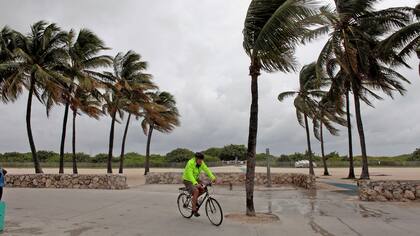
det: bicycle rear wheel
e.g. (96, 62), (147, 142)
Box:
(177, 193), (193, 218)
(205, 197), (223, 226)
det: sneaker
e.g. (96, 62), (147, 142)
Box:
(192, 211), (200, 217)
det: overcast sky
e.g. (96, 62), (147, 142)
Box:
(0, 0), (418, 157)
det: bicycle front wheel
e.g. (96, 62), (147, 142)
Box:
(205, 197), (223, 226)
(177, 193), (193, 218)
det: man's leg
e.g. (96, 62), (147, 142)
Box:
(191, 187), (199, 212)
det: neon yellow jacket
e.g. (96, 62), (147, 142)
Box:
(182, 158), (216, 185)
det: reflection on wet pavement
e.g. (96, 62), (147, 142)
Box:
(4, 185), (420, 236)
(247, 185), (420, 235)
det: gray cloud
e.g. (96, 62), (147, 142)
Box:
(0, 0), (419, 157)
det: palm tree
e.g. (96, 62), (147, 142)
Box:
(1, 21), (68, 173)
(314, 64), (347, 177)
(313, 95), (345, 176)
(141, 91), (180, 175)
(379, 3), (420, 76)
(117, 54), (155, 174)
(58, 29), (111, 174)
(279, 63), (338, 176)
(0, 26), (21, 103)
(242, 0), (321, 216)
(100, 51), (151, 174)
(316, 1), (414, 179)
(102, 88), (121, 174)
(69, 86), (102, 174)
(331, 69), (357, 179)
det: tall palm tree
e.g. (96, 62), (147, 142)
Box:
(316, 1), (414, 179)
(58, 29), (111, 174)
(314, 64), (347, 177)
(279, 63), (339, 176)
(117, 54), (155, 174)
(313, 95), (345, 176)
(69, 86), (102, 174)
(102, 88), (121, 174)
(1, 21), (68, 173)
(242, 0), (321, 216)
(100, 51), (151, 174)
(141, 91), (180, 175)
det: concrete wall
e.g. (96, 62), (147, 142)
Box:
(5, 174), (128, 190)
(145, 172), (316, 189)
(358, 180), (420, 201)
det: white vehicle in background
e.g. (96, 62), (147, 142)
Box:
(294, 160), (317, 168)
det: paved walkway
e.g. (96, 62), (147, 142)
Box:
(3, 184), (420, 236)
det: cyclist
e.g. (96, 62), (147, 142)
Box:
(182, 152), (216, 217)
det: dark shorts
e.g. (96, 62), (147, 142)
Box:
(183, 180), (199, 193)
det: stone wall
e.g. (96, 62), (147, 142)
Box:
(358, 180), (420, 201)
(145, 172), (316, 189)
(5, 174), (128, 190)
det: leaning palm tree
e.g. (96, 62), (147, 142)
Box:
(69, 85), (103, 174)
(279, 63), (337, 176)
(242, 0), (321, 216)
(102, 86), (125, 174)
(99, 51), (150, 174)
(327, 67), (356, 179)
(57, 29), (111, 174)
(316, 2), (414, 179)
(117, 54), (155, 174)
(313, 93), (346, 176)
(0, 21), (69, 173)
(141, 91), (180, 175)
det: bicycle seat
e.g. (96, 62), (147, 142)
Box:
(179, 187), (188, 191)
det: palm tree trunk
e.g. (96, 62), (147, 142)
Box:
(26, 74), (43, 174)
(59, 102), (70, 174)
(304, 114), (315, 176)
(416, 50), (420, 77)
(346, 90), (355, 179)
(119, 114), (131, 174)
(245, 58), (259, 217)
(320, 123), (329, 176)
(107, 111), (117, 174)
(352, 87), (369, 179)
(72, 108), (78, 174)
(144, 123), (154, 175)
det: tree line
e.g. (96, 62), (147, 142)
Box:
(0, 21), (180, 175)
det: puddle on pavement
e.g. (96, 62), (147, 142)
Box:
(64, 226), (94, 236)
(225, 212), (280, 224)
(5, 227), (44, 235)
(331, 189), (358, 196)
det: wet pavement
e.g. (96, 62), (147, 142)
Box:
(3, 184), (420, 235)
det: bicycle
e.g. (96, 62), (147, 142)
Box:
(177, 182), (223, 226)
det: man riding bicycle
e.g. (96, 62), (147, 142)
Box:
(182, 152), (216, 217)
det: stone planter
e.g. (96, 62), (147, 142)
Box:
(145, 172), (316, 190)
(358, 180), (420, 202)
(5, 174), (128, 190)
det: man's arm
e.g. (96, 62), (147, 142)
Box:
(202, 162), (216, 181)
(185, 161), (198, 185)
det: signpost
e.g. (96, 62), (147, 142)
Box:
(266, 148), (272, 187)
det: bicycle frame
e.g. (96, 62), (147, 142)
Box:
(180, 184), (211, 211)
